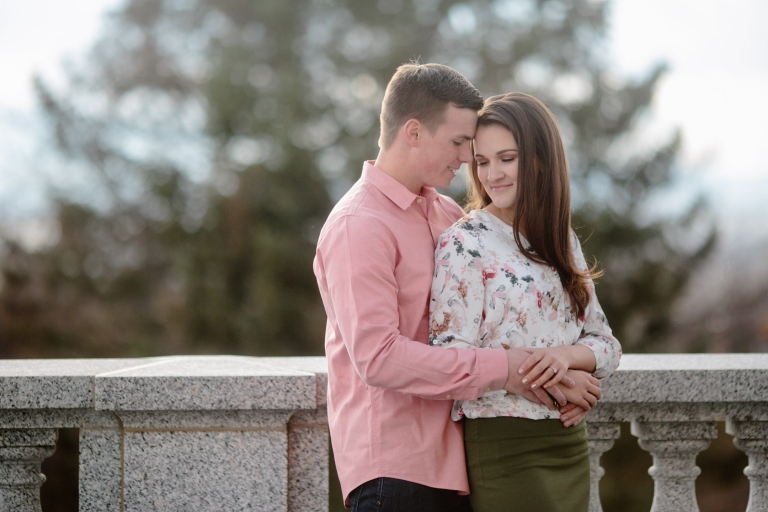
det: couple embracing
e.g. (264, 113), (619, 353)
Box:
(313, 63), (622, 512)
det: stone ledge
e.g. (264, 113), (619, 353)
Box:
(3, 354), (766, 412)
(0, 356), (328, 412)
(0, 359), (152, 409)
(261, 357), (329, 405)
(602, 354), (768, 403)
(94, 356), (317, 411)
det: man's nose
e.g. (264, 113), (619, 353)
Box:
(458, 145), (473, 164)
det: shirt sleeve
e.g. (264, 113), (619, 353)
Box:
(315, 214), (508, 400)
(429, 227), (486, 350)
(571, 232), (622, 379)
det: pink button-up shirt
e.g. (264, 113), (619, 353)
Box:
(313, 162), (509, 504)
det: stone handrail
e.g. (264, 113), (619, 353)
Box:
(0, 354), (767, 511)
(590, 354), (768, 512)
(0, 356), (329, 512)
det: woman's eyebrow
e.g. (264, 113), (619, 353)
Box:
(475, 148), (518, 158)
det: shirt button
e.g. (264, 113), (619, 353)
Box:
(416, 198), (423, 203)
(446, 394), (451, 399)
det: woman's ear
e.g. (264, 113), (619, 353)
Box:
(403, 118), (421, 148)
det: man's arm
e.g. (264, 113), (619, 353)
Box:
(316, 214), (509, 401)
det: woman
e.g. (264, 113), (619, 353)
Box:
(429, 92), (621, 512)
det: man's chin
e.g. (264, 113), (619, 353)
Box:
(438, 174), (455, 189)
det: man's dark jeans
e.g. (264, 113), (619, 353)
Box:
(349, 477), (473, 512)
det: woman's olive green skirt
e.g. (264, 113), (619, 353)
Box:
(464, 417), (590, 512)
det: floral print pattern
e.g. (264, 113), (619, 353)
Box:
(429, 209), (622, 420)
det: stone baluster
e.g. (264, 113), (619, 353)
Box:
(631, 421), (717, 512)
(587, 422), (621, 512)
(0, 429), (57, 512)
(288, 406), (329, 512)
(727, 420), (768, 512)
(80, 425), (123, 512)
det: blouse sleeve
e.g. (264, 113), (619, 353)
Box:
(429, 226), (486, 350)
(571, 232), (622, 379)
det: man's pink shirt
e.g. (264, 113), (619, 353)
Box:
(313, 161), (509, 503)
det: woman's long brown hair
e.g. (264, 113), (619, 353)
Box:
(466, 92), (601, 319)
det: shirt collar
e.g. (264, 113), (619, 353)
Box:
(361, 161), (436, 210)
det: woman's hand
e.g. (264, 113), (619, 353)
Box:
(518, 346), (571, 390)
(505, 348), (570, 409)
(519, 345), (598, 391)
(553, 370), (601, 411)
(559, 403), (588, 428)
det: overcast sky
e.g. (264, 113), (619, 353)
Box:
(1, 0), (766, 240)
(609, 0), (768, 241)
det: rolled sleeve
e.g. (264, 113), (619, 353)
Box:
(576, 331), (621, 378)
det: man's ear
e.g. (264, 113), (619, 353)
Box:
(403, 118), (421, 148)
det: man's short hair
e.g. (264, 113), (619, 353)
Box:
(378, 63), (484, 149)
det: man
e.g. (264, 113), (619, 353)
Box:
(313, 63), (569, 511)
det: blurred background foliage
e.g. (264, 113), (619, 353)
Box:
(0, 0), (719, 359)
(0, 0), (757, 510)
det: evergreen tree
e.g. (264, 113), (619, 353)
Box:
(1, 0), (714, 358)
(0, 2), (723, 511)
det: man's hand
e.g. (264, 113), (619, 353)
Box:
(504, 349), (571, 409)
(526, 387), (557, 410)
(559, 403), (588, 428)
(553, 370), (601, 411)
(503, 348), (533, 395)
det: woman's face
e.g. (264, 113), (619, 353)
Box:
(474, 123), (519, 210)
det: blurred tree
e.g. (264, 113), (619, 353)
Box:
(668, 238), (768, 353)
(0, 1), (723, 511)
(0, 0), (715, 359)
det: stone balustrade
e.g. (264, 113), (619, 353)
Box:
(590, 354), (768, 512)
(0, 354), (766, 511)
(0, 356), (328, 512)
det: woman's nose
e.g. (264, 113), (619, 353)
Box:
(486, 162), (502, 181)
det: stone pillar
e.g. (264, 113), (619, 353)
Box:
(0, 429), (57, 512)
(727, 420), (768, 512)
(112, 410), (295, 512)
(587, 422), (621, 512)
(288, 407), (329, 512)
(80, 427), (123, 512)
(91, 356), (320, 512)
(632, 421), (717, 512)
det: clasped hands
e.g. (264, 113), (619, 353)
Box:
(503, 347), (601, 428)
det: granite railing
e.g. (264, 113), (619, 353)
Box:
(0, 354), (767, 512)
(0, 356), (329, 512)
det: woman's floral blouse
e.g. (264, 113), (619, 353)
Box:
(429, 209), (622, 421)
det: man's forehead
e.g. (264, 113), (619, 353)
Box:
(444, 128), (476, 140)
(441, 105), (478, 135)
(444, 103), (479, 120)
